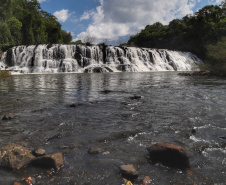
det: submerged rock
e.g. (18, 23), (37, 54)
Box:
(120, 164), (138, 180)
(88, 147), (104, 154)
(32, 152), (64, 170)
(147, 142), (190, 169)
(2, 113), (15, 120)
(129, 95), (142, 100)
(0, 144), (35, 170)
(69, 103), (84, 108)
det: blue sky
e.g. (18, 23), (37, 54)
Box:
(39, 0), (223, 44)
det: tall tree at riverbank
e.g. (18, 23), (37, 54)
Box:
(128, 1), (226, 75)
(0, 0), (72, 51)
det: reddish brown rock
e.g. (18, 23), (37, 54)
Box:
(0, 144), (35, 170)
(147, 142), (190, 169)
(142, 176), (152, 185)
(33, 152), (64, 170)
(2, 113), (15, 120)
(120, 164), (138, 180)
(13, 182), (22, 185)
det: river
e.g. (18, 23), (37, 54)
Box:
(0, 72), (225, 185)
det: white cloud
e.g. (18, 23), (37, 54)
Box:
(53, 9), (70, 22)
(76, 0), (201, 42)
(38, 0), (47, 3)
(80, 10), (96, 21)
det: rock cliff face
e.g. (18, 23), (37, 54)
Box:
(0, 44), (203, 74)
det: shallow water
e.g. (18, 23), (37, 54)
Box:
(0, 72), (225, 185)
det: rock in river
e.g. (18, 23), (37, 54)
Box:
(120, 164), (138, 180)
(32, 152), (64, 170)
(2, 113), (15, 120)
(33, 148), (46, 157)
(0, 144), (35, 170)
(147, 142), (190, 169)
(88, 147), (104, 154)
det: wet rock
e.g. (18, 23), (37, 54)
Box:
(120, 164), (138, 180)
(33, 148), (46, 157)
(2, 113), (15, 120)
(88, 147), (104, 154)
(46, 133), (62, 142)
(191, 128), (196, 135)
(69, 103), (84, 108)
(142, 176), (152, 185)
(121, 102), (128, 105)
(129, 95), (142, 100)
(0, 144), (35, 170)
(178, 72), (196, 76)
(147, 142), (190, 169)
(219, 136), (226, 140)
(32, 153), (64, 170)
(13, 182), (22, 185)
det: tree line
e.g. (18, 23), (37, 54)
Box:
(128, 1), (226, 75)
(0, 0), (72, 52)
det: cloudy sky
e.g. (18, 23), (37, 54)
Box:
(39, 0), (223, 44)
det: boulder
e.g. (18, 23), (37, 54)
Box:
(88, 147), (104, 154)
(120, 164), (138, 180)
(0, 144), (35, 170)
(32, 152), (64, 170)
(2, 113), (15, 120)
(147, 142), (190, 169)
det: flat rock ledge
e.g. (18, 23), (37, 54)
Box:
(147, 142), (190, 169)
(120, 164), (138, 180)
(0, 144), (35, 170)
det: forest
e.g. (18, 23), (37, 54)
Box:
(0, 0), (72, 53)
(128, 2), (226, 75)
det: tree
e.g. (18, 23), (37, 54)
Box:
(82, 35), (95, 45)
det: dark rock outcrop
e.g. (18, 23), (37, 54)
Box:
(0, 144), (35, 170)
(120, 164), (138, 180)
(32, 152), (64, 170)
(2, 113), (15, 120)
(147, 142), (190, 169)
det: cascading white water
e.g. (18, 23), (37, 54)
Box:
(0, 44), (203, 73)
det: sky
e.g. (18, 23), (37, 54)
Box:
(39, 0), (223, 45)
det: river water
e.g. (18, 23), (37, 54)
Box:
(0, 72), (225, 185)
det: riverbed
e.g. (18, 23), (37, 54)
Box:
(0, 72), (225, 185)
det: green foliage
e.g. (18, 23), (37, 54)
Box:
(0, 0), (72, 49)
(128, 3), (226, 75)
(73, 40), (84, 45)
(206, 36), (226, 75)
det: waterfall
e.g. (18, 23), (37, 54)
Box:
(0, 44), (203, 73)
